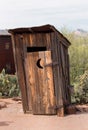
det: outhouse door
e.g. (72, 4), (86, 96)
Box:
(27, 51), (56, 115)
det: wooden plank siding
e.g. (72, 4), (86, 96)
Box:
(0, 35), (15, 74)
(26, 51), (56, 114)
(11, 34), (29, 113)
(9, 24), (71, 116)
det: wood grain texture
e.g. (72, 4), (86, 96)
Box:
(27, 51), (56, 115)
(13, 35), (29, 113)
(10, 28), (71, 116)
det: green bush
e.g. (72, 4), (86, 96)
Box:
(61, 28), (88, 104)
(0, 69), (20, 97)
(73, 70), (88, 104)
(61, 27), (88, 84)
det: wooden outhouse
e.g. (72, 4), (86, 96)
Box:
(0, 30), (15, 74)
(9, 24), (71, 116)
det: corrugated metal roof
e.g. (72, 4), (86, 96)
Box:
(0, 30), (11, 36)
(9, 24), (71, 45)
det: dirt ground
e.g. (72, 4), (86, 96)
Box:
(0, 98), (88, 130)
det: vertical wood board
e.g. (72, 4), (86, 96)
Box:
(27, 51), (56, 115)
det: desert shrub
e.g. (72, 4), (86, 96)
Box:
(61, 28), (88, 104)
(0, 69), (20, 97)
(73, 70), (88, 104)
(61, 27), (88, 84)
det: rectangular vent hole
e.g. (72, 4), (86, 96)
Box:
(27, 46), (47, 52)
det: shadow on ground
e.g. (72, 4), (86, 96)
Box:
(0, 121), (13, 126)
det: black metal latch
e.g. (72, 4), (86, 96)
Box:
(44, 62), (59, 67)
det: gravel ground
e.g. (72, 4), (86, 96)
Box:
(0, 98), (88, 130)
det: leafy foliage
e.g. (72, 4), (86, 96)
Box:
(74, 70), (88, 103)
(0, 69), (20, 97)
(61, 27), (88, 84)
(61, 27), (88, 103)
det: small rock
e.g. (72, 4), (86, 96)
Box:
(17, 101), (22, 104)
(12, 97), (22, 101)
(66, 105), (76, 114)
(0, 102), (7, 109)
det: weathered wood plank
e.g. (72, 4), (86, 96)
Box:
(22, 34), (33, 112)
(44, 51), (56, 114)
(27, 52), (37, 113)
(14, 34), (29, 113)
(27, 51), (56, 115)
(50, 32), (64, 116)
